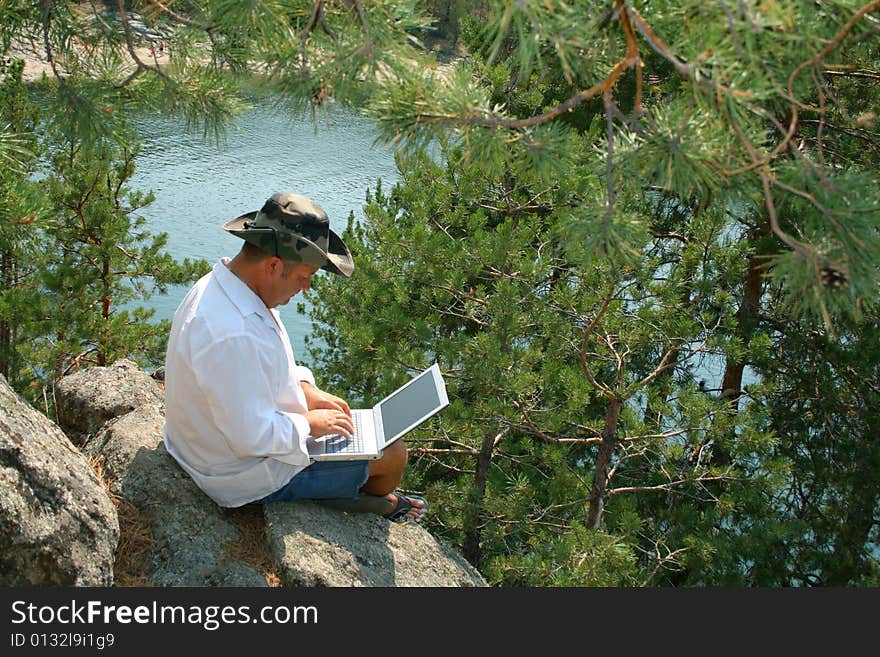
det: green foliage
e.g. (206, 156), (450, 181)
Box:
(748, 317), (880, 586)
(0, 90), (209, 404)
(32, 114), (209, 381)
(3, 0), (878, 586)
(302, 0), (878, 585)
(304, 135), (774, 582)
(489, 525), (641, 587)
(766, 166), (880, 327)
(0, 58), (47, 391)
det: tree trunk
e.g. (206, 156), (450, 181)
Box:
(98, 257), (111, 367)
(0, 249), (10, 380)
(462, 429), (497, 568)
(586, 397), (623, 529)
(720, 252), (765, 407)
(713, 224), (768, 468)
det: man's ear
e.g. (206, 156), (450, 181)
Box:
(266, 256), (282, 275)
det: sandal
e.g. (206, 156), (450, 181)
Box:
(383, 493), (429, 524)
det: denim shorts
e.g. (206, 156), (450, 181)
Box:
(252, 460), (371, 504)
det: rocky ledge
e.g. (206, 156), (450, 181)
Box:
(0, 360), (485, 588)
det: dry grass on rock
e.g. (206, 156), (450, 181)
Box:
(222, 505), (282, 587)
(90, 458), (155, 587)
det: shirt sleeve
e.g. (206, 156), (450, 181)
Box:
(294, 365), (316, 387)
(191, 333), (312, 467)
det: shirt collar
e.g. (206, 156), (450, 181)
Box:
(213, 258), (273, 323)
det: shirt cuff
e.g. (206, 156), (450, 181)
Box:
(272, 412), (313, 466)
(292, 412), (314, 462)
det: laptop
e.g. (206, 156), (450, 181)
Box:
(308, 363), (449, 461)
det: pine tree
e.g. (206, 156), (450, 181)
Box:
(4, 2), (877, 320)
(10, 112), (210, 404)
(301, 2), (879, 584)
(0, 58), (47, 392)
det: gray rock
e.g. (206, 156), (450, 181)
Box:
(265, 501), (487, 587)
(76, 388), (266, 587)
(55, 359), (163, 442)
(55, 359), (486, 588)
(0, 375), (118, 586)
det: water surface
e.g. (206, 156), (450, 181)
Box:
(130, 104), (399, 361)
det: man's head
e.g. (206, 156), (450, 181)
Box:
(233, 242), (319, 308)
(223, 192), (353, 277)
(224, 193), (353, 308)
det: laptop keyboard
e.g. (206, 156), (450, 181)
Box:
(324, 412), (364, 454)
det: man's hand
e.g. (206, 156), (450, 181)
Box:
(305, 409), (355, 438)
(300, 381), (351, 416)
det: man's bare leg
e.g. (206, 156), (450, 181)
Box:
(360, 440), (426, 521)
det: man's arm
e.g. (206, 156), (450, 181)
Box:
(192, 334), (312, 466)
(300, 380), (352, 417)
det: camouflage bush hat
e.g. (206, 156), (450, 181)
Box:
(223, 192), (354, 277)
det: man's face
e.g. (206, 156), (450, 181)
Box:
(268, 260), (320, 307)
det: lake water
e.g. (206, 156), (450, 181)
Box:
(129, 104), (399, 361)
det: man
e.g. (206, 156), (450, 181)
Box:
(162, 192), (427, 522)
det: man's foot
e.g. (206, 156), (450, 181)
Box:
(383, 493), (428, 524)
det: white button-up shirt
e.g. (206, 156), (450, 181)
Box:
(162, 258), (314, 507)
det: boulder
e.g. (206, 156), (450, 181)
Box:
(67, 368), (266, 587)
(265, 501), (487, 587)
(0, 375), (118, 585)
(55, 359), (163, 442)
(56, 360), (487, 588)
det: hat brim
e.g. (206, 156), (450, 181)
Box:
(223, 212), (354, 278)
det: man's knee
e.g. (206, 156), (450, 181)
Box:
(370, 439), (407, 476)
(385, 439), (407, 467)
(382, 440), (406, 461)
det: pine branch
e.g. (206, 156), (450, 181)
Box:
(511, 400), (604, 445)
(640, 546), (688, 587)
(620, 427), (706, 443)
(528, 497), (592, 522)
(39, 1), (60, 80)
(141, 1), (211, 30)
(608, 475), (732, 497)
(798, 120), (879, 148)
(87, 0), (115, 38)
(420, 0), (640, 131)
(412, 447), (477, 456)
(475, 184), (557, 215)
(299, 1), (328, 67)
(717, 0), (747, 60)
(346, 0), (373, 62)
(580, 283), (617, 396)
(787, 0), (880, 112)
(603, 90), (616, 228)
(407, 435), (478, 452)
(430, 283), (488, 306)
(824, 69), (880, 81)
(735, 0), (880, 185)
(624, 3), (750, 99)
(116, 0), (172, 88)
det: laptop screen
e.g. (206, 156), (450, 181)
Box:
(378, 367), (445, 445)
